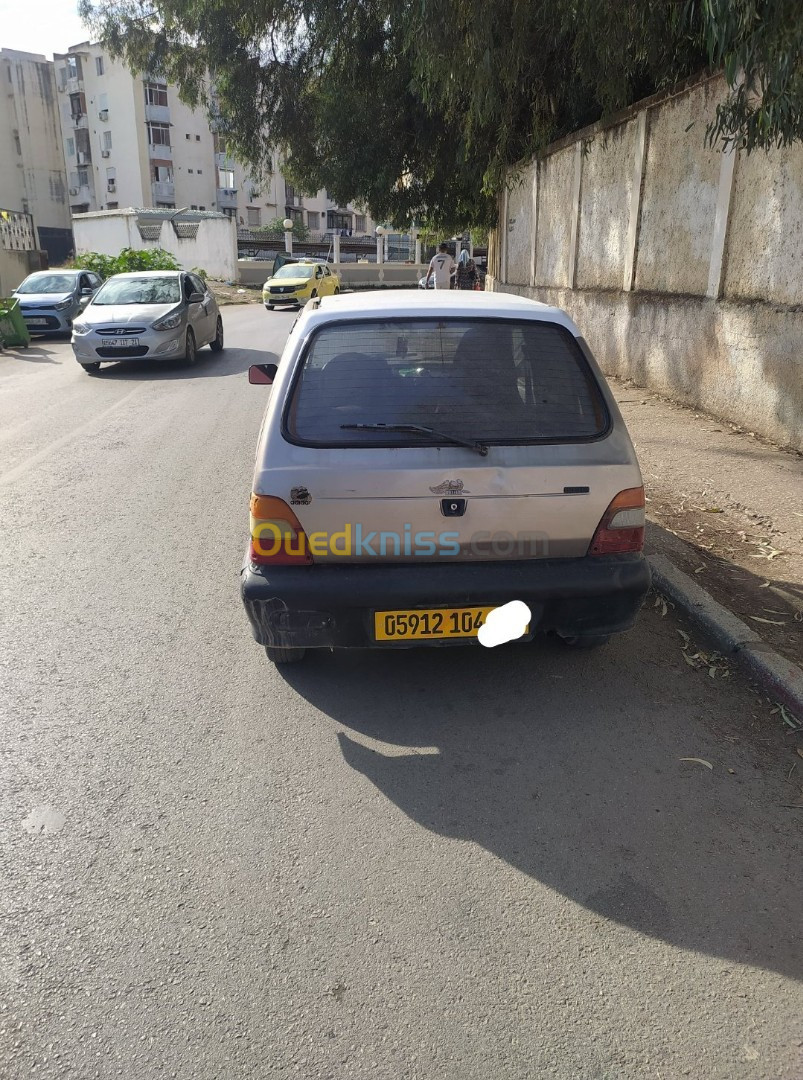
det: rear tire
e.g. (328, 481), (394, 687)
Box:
(334, 286), (340, 295)
(210, 316), (224, 352)
(80, 362), (101, 374)
(185, 328), (197, 365)
(560, 634), (611, 649)
(265, 646), (306, 664)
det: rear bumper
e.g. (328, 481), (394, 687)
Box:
(241, 554), (651, 650)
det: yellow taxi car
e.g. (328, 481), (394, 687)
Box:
(262, 260), (341, 310)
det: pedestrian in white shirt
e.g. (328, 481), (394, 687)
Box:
(425, 243), (457, 290)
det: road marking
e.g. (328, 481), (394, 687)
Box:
(0, 382), (145, 487)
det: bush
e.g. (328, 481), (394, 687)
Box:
(69, 247), (182, 279)
(258, 218), (309, 242)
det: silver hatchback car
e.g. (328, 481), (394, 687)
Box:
(71, 270), (224, 373)
(242, 291), (650, 664)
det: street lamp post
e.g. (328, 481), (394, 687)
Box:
(375, 225), (385, 265)
(283, 218), (294, 255)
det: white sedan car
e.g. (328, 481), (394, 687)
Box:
(71, 270), (224, 373)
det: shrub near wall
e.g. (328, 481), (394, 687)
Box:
(70, 248), (182, 279)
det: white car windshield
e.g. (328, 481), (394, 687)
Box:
(17, 274), (76, 294)
(286, 318), (608, 446)
(92, 277), (181, 305)
(273, 265), (314, 280)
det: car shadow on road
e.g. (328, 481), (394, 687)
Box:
(94, 346), (278, 381)
(281, 610), (803, 982)
(2, 342), (64, 363)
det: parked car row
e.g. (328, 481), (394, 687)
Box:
(13, 269), (224, 373)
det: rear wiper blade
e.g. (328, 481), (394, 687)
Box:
(341, 422), (488, 456)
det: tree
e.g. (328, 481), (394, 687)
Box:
(79, 0), (803, 228)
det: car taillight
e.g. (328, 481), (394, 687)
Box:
(589, 487), (645, 555)
(249, 494), (313, 566)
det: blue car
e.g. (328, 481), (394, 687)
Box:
(13, 269), (102, 336)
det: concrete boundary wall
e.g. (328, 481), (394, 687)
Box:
(489, 74), (803, 451)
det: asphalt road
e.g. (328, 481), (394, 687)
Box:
(1, 306), (801, 1080)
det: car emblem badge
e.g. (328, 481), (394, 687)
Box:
(429, 479), (469, 495)
(290, 486), (311, 505)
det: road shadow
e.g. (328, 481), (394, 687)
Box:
(281, 615), (802, 981)
(1, 342), (64, 364)
(94, 346), (277, 381)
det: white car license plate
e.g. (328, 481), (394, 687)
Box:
(26, 318), (49, 326)
(101, 338), (139, 348)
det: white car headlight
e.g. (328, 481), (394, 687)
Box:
(72, 322), (89, 333)
(152, 312), (183, 331)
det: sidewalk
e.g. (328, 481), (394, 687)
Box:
(608, 375), (803, 667)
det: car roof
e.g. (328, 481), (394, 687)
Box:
(105, 270), (184, 280)
(24, 269), (81, 277)
(309, 290), (578, 332)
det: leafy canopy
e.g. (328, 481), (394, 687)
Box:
(79, 0), (803, 229)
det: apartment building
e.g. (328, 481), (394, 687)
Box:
(214, 139), (374, 235)
(0, 49), (72, 261)
(51, 41), (374, 234)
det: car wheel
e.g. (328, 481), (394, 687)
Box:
(80, 362), (101, 374)
(560, 634), (611, 649)
(265, 646), (306, 664)
(210, 316), (224, 352)
(310, 289), (317, 299)
(334, 286), (340, 295)
(185, 328), (197, 365)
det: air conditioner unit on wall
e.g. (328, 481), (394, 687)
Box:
(69, 187), (79, 195)
(107, 181), (116, 192)
(98, 109), (108, 120)
(101, 149), (110, 158)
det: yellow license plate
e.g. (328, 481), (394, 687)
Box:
(374, 606), (496, 641)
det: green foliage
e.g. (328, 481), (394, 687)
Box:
(70, 247), (182, 278)
(190, 265), (208, 281)
(78, 0), (803, 228)
(258, 218), (310, 242)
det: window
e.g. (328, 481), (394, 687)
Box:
(66, 56), (78, 79)
(285, 319), (609, 448)
(307, 211), (320, 230)
(218, 168), (235, 188)
(66, 137), (75, 157)
(246, 207), (261, 227)
(155, 202), (175, 209)
(191, 204), (198, 210)
(153, 165), (173, 182)
(185, 133), (191, 140)
(195, 134), (200, 141)
(328, 211), (351, 232)
(147, 121), (171, 147)
(189, 273), (206, 295)
(355, 215), (366, 233)
(102, 130), (112, 150)
(285, 182), (295, 202)
(106, 202), (118, 209)
(77, 166), (89, 187)
(196, 169), (202, 175)
(287, 207), (303, 224)
(222, 207), (236, 218)
(144, 81), (168, 107)
(95, 56), (104, 75)
(198, 205), (205, 211)
(13, 132), (21, 156)
(98, 92), (108, 112)
(188, 168), (194, 174)
(69, 92), (85, 119)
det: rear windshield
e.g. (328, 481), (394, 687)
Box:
(285, 318), (608, 446)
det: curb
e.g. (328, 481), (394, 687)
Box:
(648, 554), (803, 723)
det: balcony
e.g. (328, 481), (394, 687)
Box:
(144, 102), (171, 124)
(70, 112), (88, 130)
(69, 184), (94, 209)
(148, 143), (173, 160)
(217, 188), (238, 209)
(151, 180), (175, 200)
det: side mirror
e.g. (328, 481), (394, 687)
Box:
(188, 291), (205, 304)
(81, 287), (93, 296)
(249, 363), (278, 385)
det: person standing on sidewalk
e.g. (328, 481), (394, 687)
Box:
(426, 243), (456, 289)
(455, 250), (479, 290)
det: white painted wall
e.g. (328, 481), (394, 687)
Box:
(73, 210), (238, 280)
(490, 73), (803, 450)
